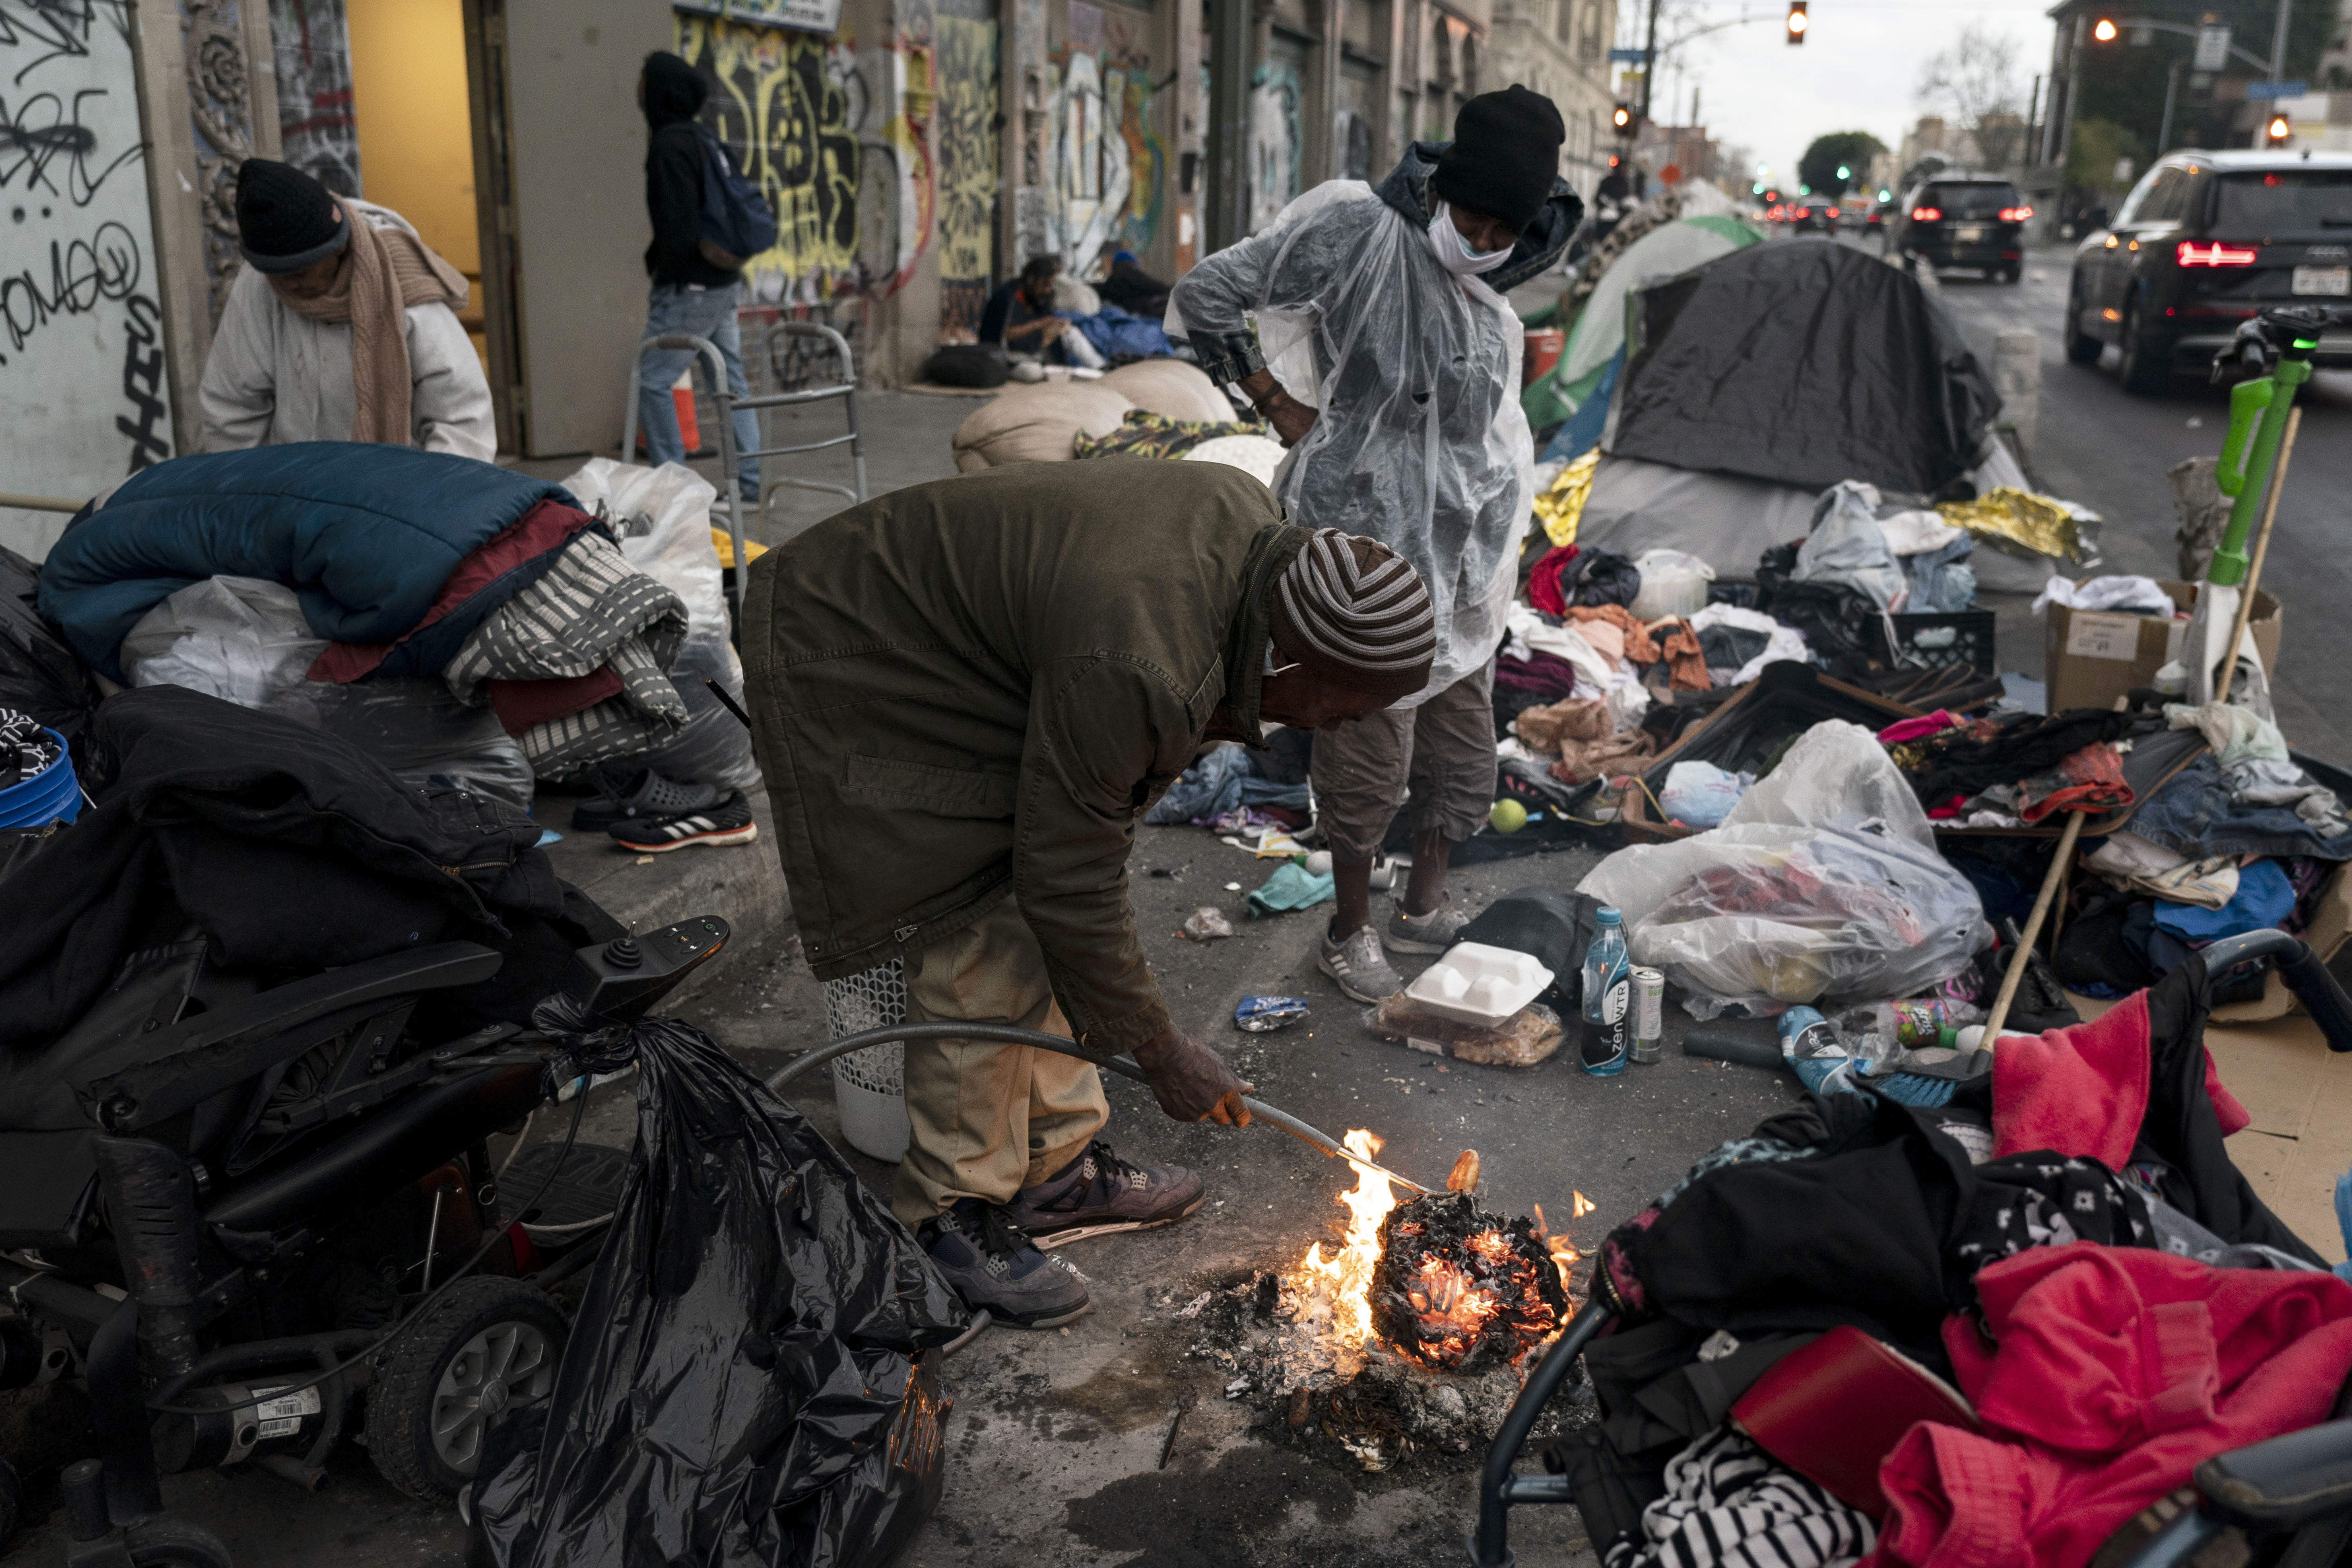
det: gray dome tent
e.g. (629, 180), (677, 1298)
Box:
(1608, 239), (2000, 496)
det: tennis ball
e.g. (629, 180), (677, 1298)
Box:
(1490, 798), (1528, 834)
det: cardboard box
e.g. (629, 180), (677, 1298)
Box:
(2043, 579), (2280, 715)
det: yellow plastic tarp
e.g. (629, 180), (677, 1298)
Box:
(1532, 451), (1601, 549)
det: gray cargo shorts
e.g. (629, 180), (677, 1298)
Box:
(1309, 663), (1496, 864)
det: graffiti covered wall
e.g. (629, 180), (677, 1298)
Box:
(0, 0), (173, 556)
(1247, 58), (1299, 233)
(933, 0), (997, 338)
(1033, 0), (1162, 279)
(270, 0), (360, 196)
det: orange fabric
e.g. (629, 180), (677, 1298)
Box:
(1567, 605), (1658, 663)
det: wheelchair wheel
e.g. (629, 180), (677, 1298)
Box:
(364, 1277), (566, 1503)
(123, 1518), (236, 1568)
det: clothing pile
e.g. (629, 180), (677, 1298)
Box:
(1556, 956), (2352, 1568)
(0, 709), (58, 790)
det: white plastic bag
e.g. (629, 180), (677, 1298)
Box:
(1658, 761), (1751, 829)
(120, 577), (328, 722)
(1579, 721), (1990, 1016)
(557, 459), (759, 788)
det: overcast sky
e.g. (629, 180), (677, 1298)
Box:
(1632, 0), (2063, 189)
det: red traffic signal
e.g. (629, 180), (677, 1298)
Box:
(1786, 2), (1807, 43)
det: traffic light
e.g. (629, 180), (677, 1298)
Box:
(2091, 16), (2118, 41)
(1785, 1), (1806, 43)
(2265, 113), (2292, 146)
(1612, 102), (1633, 133)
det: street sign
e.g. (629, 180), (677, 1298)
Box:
(2193, 24), (2230, 71)
(2247, 80), (2307, 99)
(1607, 47), (1648, 63)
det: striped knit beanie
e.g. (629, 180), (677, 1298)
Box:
(1269, 529), (1436, 696)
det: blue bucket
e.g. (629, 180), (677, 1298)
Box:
(0, 728), (80, 829)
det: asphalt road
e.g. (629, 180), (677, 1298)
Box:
(1900, 235), (2352, 766)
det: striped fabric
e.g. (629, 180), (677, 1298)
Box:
(1275, 528), (1436, 675)
(445, 528), (689, 780)
(1607, 1426), (1875, 1568)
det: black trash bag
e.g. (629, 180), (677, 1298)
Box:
(471, 1016), (969, 1568)
(1754, 542), (1882, 677)
(1455, 886), (1609, 1012)
(0, 545), (101, 749)
(1568, 549), (1640, 609)
(922, 343), (1009, 388)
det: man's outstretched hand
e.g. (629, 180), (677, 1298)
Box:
(1131, 1025), (1254, 1126)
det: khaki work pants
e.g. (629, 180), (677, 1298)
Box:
(891, 898), (1110, 1228)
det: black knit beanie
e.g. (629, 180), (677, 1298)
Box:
(235, 158), (348, 273)
(1431, 85), (1566, 234)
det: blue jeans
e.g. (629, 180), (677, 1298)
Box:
(638, 283), (761, 501)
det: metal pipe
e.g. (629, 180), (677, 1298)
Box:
(1468, 1300), (1614, 1567)
(0, 491), (84, 513)
(767, 1023), (1436, 1197)
(2158, 59), (2182, 156)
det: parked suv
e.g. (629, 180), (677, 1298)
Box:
(2067, 149), (2352, 393)
(1893, 176), (2030, 281)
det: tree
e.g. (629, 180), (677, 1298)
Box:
(2065, 118), (2143, 203)
(1797, 131), (1886, 198)
(1916, 24), (2026, 171)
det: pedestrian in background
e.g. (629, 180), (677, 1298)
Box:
(200, 158), (493, 459)
(1170, 85), (1581, 1005)
(635, 51), (761, 503)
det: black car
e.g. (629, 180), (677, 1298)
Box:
(1790, 198), (1839, 234)
(1893, 176), (2030, 281)
(2068, 149), (2352, 393)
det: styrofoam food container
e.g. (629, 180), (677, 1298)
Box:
(1403, 941), (1555, 1026)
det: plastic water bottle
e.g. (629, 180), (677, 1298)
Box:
(1779, 1006), (1858, 1096)
(1580, 908), (1632, 1077)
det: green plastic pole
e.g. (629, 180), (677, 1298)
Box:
(2209, 344), (2315, 588)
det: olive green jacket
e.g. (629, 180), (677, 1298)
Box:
(741, 458), (1305, 1054)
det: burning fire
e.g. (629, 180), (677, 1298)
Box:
(1291, 1130), (1584, 1372)
(1293, 1129), (1399, 1346)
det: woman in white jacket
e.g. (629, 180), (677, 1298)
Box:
(199, 159), (495, 461)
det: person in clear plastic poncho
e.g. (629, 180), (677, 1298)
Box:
(1170, 85), (1581, 1004)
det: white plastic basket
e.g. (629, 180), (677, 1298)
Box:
(821, 961), (911, 1162)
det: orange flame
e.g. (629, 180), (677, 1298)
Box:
(1531, 1202), (1583, 1299)
(1291, 1129), (1401, 1346)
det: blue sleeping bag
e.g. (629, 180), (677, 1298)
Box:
(39, 444), (571, 681)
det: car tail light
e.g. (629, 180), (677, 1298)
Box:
(1910, 206), (1941, 221)
(2177, 240), (2258, 267)
(1998, 206), (2033, 221)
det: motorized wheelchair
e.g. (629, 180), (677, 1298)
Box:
(1471, 927), (2352, 1568)
(0, 899), (729, 1568)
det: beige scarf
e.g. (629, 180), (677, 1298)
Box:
(268, 200), (470, 446)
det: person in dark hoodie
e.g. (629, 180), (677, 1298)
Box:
(636, 51), (761, 502)
(1168, 85), (1580, 1007)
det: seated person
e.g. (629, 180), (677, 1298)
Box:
(978, 254), (1105, 369)
(201, 159), (495, 460)
(1098, 248), (1173, 318)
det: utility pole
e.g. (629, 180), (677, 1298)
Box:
(2024, 74), (2042, 168)
(2158, 58), (2183, 153)
(1639, 0), (1661, 126)
(2268, 0), (2293, 81)
(2056, 12), (2084, 170)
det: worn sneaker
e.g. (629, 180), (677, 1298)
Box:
(918, 1201), (1091, 1329)
(607, 790), (756, 852)
(1005, 1141), (1206, 1246)
(1319, 921), (1403, 1003)
(571, 770), (723, 834)
(1384, 894), (1475, 955)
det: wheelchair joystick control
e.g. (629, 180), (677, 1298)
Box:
(604, 938), (642, 970)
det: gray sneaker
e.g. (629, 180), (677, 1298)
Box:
(1320, 922), (1403, 1003)
(918, 1201), (1091, 1329)
(1384, 894), (1475, 955)
(1006, 1141), (1205, 1245)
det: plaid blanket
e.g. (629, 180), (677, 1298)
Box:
(446, 528), (687, 779)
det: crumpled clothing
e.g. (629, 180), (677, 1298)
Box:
(1073, 407), (1264, 462)
(2133, 756), (2352, 862)
(1571, 550), (1643, 610)
(1526, 544), (1581, 617)
(1516, 695), (1612, 753)
(2150, 857), (2296, 943)
(1575, 617), (1628, 666)
(2231, 757), (2352, 832)
(1569, 604), (1662, 664)
(1687, 603), (1809, 687)
(2016, 742), (2132, 824)
(2034, 573), (2178, 617)
(1494, 649), (1582, 703)
(1795, 479), (1909, 611)
(1607, 1425), (1874, 1568)
(2164, 700), (2290, 768)
(1653, 619), (1710, 692)
(1899, 534), (1977, 615)
(1899, 708), (2135, 815)
(2163, 702), (2349, 831)
(1875, 509), (1962, 557)
(1246, 860), (1336, 915)
(1870, 1245), (2352, 1568)
(1507, 606), (1619, 693)
(1143, 741), (1312, 825)
(1517, 696), (1657, 784)
(1877, 711), (1962, 747)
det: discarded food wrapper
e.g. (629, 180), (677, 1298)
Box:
(1234, 995), (1312, 1032)
(1365, 994), (1564, 1067)
(1403, 942), (1556, 1026)
(1182, 906), (1236, 941)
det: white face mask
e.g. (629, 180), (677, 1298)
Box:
(1426, 200), (1514, 277)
